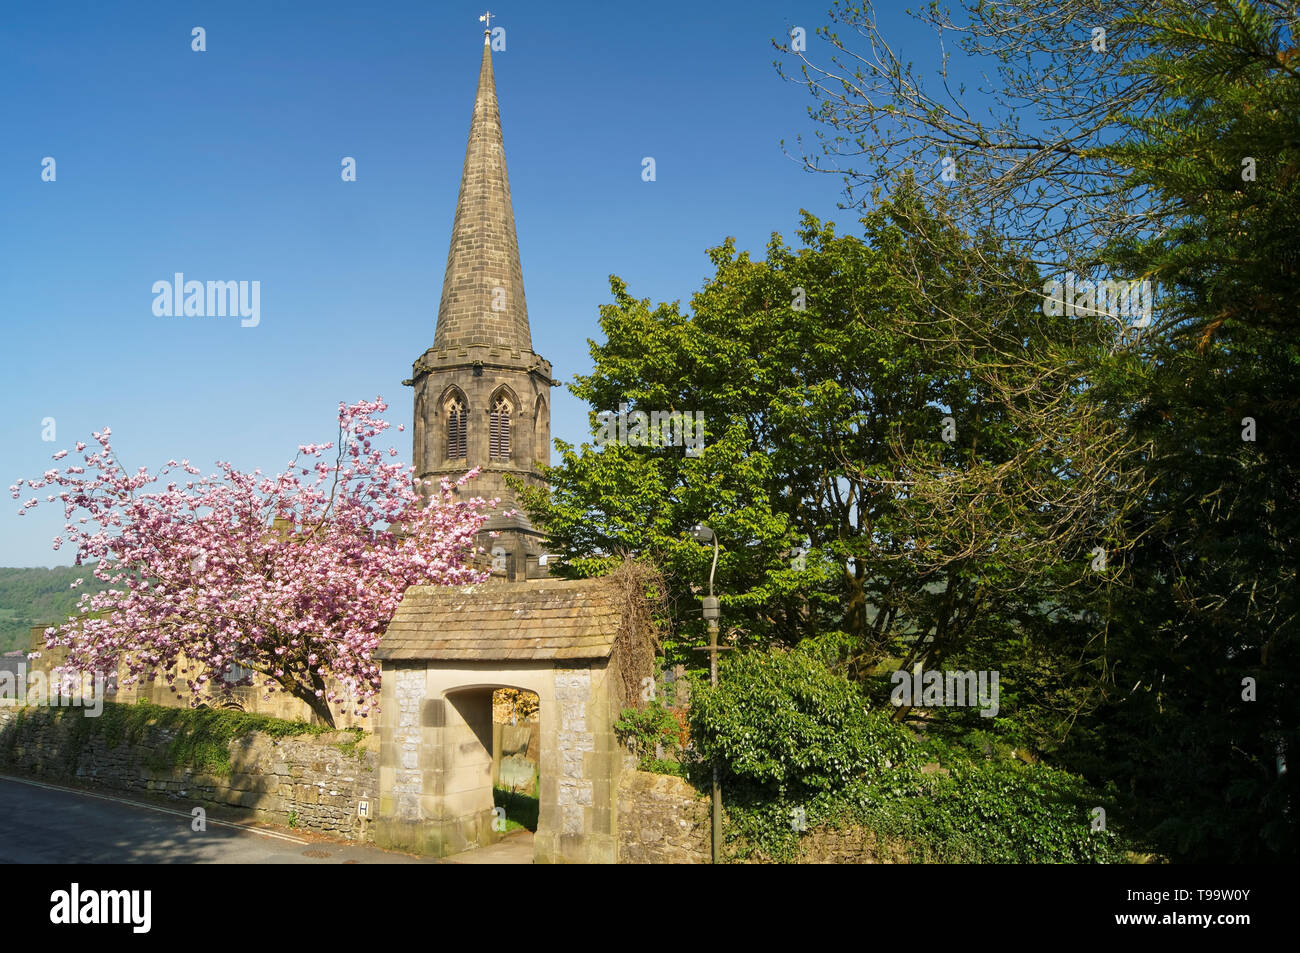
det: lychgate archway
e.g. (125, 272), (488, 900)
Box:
(373, 577), (644, 864)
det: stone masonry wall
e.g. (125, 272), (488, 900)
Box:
(775, 824), (912, 864)
(617, 768), (710, 864)
(554, 667), (594, 835)
(390, 666), (424, 822)
(616, 766), (917, 864)
(0, 706), (377, 840)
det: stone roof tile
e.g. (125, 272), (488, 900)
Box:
(376, 577), (625, 662)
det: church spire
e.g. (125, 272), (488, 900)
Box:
(432, 29), (531, 351)
(408, 26), (552, 581)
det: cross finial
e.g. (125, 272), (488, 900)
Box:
(479, 11), (493, 34)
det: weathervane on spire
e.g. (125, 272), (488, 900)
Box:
(479, 11), (493, 34)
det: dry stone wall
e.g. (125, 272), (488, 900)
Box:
(615, 766), (917, 864)
(0, 706), (378, 840)
(617, 768), (710, 864)
(774, 824), (912, 864)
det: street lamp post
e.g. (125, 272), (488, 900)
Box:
(691, 523), (728, 864)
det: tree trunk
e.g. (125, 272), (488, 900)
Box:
(280, 669), (337, 728)
(298, 688), (337, 728)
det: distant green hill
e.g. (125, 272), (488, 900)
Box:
(0, 566), (113, 654)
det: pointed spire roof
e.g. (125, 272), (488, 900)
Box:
(432, 36), (532, 351)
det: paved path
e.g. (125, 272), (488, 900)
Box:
(0, 774), (530, 864)
(444, 829), (533, 863)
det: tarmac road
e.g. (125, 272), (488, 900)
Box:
(0, 773), (434, 864)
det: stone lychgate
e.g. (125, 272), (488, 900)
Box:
(373, 577), (639, 864)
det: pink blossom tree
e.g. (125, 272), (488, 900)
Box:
(11, 398), (492, 727)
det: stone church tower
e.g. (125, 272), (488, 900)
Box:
(405, 31), (552, 581)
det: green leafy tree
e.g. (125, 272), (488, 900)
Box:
(517, 186), (1138, 729)
(779, 0), (1298, 859)
(1082, 0), (1300, 860)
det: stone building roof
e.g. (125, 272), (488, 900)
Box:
(377, 577), (623, 662)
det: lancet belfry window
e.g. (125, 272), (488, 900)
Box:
(446, 396), (467, 459)
(489, 396), (512, 460)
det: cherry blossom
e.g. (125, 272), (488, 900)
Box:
(12, 398), (493, 727)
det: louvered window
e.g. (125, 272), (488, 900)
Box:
(446, 397), (467, 459)
(489, 396), (512, 460)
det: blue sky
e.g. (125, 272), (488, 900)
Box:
(0, 0), (942, 566)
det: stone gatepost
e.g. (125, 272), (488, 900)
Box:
(534, 664), (621, 864)
(373, 663), (431, 854)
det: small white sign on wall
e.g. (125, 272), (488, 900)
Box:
(357, 800), (371, 819)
